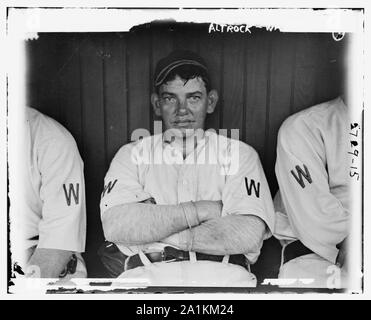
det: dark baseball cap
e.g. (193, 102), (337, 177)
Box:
(154, 50), (209, 87)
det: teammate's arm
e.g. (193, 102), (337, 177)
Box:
(276, 116), (348, 264)
(162, 214), (266, 255)
(102, 200), (221, 245)
(35, 128), (86, 278)
(27, 248), (72, 278)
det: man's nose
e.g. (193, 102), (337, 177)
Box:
(176, 99), (188, 113)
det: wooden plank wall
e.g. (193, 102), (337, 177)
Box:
(25, 24), (346, 277)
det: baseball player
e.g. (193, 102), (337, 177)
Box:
(99, 50), (275, 286)
(274, 96), (349, 288)
(9, 107), (87, 279)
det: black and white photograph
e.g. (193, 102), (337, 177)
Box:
(1, 2), (368, 300)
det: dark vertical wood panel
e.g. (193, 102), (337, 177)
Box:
(315, 34), (331, 104)
(326, 34), (344, 100)
(265, 32), (296, 195)
(244, 30), (270, 160)
(173, 26), (199, 52)
(292, 33), (319, 113)
(38, 36), (60, 121)
(315, 33), (344, 104)
(127, 31), (151, 138)
(79, 35), (106, 276)
(25, 39), (40, 109)
(151, 29), (174, 75)
(57, 35), (83, 151)
(103, 34), (129, 167)
(221, 34), (245, 133)
(27, 35), (60, 120)
(199, 32), (224, 130)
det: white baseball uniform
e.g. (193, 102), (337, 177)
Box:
(100, 129), (275, 284)
(9, 107), (87, 275)
(274, 97), (349, 287)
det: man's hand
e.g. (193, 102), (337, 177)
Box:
(194, 200), (222, 222)
(161, 200), (222, 248)
(27, 248), (72, 278)
(336, 237), (347, 269)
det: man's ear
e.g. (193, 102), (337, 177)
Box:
(151, 93), (162, 117)
(206, 89), (219, 114)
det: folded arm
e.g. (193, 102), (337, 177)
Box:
(162, 215), (266, 255)
(102, 200), (221, 246)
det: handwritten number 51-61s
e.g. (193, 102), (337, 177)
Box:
(348, 123), (360, 181)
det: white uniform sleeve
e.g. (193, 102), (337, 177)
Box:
(275, 116), (348, 264)
(222, 143), (275, 239)
(37, 133), (86, 252)
(100, 143), (152, 216)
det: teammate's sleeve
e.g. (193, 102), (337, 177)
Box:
(100, 143), (152, 216)
(37, 133), (86, 253)
(221, 143), (275, 239)
(275, 116), (348, 264)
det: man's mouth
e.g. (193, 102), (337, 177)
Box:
(172, 120), (195, 127)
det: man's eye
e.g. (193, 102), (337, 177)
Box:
(189, 96), (201, 102)
(163, 97), (176, 103)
